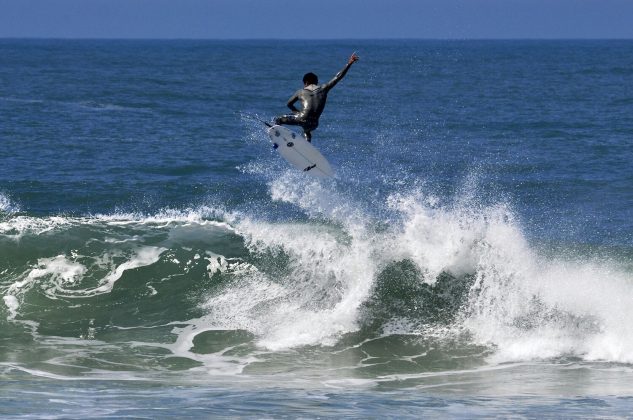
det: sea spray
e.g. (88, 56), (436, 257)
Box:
(0, 193), (20, 214)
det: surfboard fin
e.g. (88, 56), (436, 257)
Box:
(303, 164), (317, 172)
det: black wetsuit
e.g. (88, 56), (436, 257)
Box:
(274, 62), (354, 142)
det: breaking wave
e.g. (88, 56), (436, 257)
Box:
(1, 174), (633, 384)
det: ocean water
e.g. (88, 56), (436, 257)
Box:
(1, 39), (633, 417)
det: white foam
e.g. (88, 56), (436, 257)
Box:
(3, 295), (19, 319)
(385, 191), (508, 283)
(4, 246), (165, 309)
(93, 246), (166, 294)
(0, 207), (235, 243)
(91, 206), (235, 227)
(159, 323), (259, 376)
(0, 193), (20, 213)
(0, 209), (238, 316)
(239, 219), (375, 350)
(28, 255), (86, 285)
(381, 189), (633, 364)
(0, 215), (71, 238)
(464, 249), (633, 364)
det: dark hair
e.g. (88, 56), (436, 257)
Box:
(303, 72), (318, 85)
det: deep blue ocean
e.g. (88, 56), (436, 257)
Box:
(1, 39), (633, 418)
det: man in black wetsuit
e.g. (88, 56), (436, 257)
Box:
(274, 52), (359, 142)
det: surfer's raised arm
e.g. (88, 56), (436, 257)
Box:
(273, 52), (359, 143)
(323, 52), (359, 92)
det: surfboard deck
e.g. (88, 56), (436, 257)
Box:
(267, 125), (334, 178)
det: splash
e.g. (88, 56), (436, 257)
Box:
(0, 193), (20, 214)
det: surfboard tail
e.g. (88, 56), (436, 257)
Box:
(267, 125), (335, 178)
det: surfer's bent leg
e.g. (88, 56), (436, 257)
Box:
(302, 119), (317, 143)
(274, 114), (301, 126)
(274, 115), (315, 142)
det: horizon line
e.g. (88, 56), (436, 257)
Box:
(2, 36), (633, 42)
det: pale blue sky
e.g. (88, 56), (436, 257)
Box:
(1, 0), (632, 39)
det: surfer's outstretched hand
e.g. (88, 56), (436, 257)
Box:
(348, 52), (359, 65)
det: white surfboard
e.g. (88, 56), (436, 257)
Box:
(267, 125), (334, 178)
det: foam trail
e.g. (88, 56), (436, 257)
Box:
(93, 246), (166, 294)
(0, 215), (71, 238)
(0, 210), (224, 319)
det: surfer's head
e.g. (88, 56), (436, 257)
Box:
(303, 72), (318, 86)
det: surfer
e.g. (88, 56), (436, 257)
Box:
(274, 52), (359, 142)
